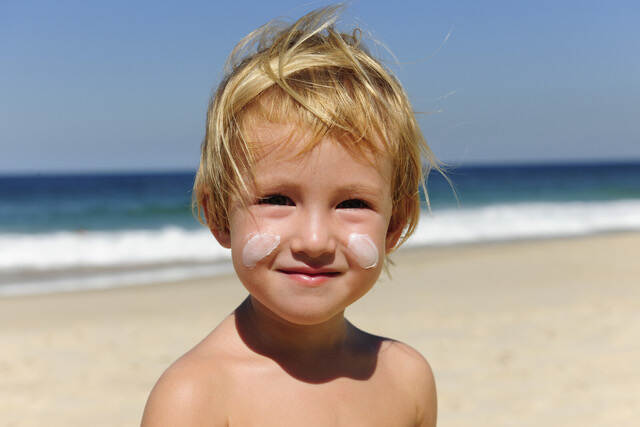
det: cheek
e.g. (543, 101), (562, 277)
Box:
(229, 209), (281, 268)
(241, 233), (280, 268)
(347, 233), (380, 269)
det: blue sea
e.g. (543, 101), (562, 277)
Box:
(1, 162), (639, 296)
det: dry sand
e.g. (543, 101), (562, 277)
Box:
(2, 233), (639, 427)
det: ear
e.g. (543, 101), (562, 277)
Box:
(385, 216), (406, 253)
(210, 224), (231, 249)
(202, 201), (231, 249)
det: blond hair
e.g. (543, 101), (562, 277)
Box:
(193, 5), (440, 251)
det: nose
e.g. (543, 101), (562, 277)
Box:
(289, 208), (337, 260)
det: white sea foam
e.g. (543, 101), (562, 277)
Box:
(0, 227), (228, 271)
(407, 199), (640, 247)
(0, 227), (232, 296)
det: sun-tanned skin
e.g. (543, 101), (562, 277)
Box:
(141, 123), (437, 426)
(142, 299), (436, 427)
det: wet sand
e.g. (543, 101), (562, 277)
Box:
(2, 233), (639, 427)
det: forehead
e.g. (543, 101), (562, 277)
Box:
(243, 119), (392, 179)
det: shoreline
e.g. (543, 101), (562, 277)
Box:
(2, 232), (639, 426)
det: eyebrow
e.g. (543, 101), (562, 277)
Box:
(338, 183), (381, 196)
(255, 179), (382, 197)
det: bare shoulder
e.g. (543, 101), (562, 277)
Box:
(379, 340), (437, 427)
(141, 319), (238, 427)
(141, 353), (227, 426)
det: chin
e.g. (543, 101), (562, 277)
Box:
(279, 308), (343, 326)
(255, 295), (348, 326)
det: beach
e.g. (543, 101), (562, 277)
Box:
(2, 232), (639, 427)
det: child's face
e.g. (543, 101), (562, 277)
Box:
(218, 120), (400, 325)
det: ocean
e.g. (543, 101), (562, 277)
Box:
(2, 162), (639, 296)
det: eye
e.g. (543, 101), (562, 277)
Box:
(258, 194), (295, 206)
(337, 199), (369, 209)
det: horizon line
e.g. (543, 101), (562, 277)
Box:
(2, 157), (640, 177)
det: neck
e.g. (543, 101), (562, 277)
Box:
(236, 296), (350, 358)
(233, 296), (380, 383)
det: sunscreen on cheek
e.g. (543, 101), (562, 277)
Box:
(242, 233), (280, 268)
(347, 233), (379, 269)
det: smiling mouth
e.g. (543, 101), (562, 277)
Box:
(277, 269), (341, 285)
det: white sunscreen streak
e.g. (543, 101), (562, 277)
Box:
(242, 233), (280, 268)
(348, 233), (379, 269)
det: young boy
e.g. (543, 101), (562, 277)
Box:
(142, 6), (438, 426)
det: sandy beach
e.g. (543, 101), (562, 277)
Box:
(2, 232), (639, 427)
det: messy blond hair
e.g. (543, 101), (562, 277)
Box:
(193, 5), (440, 251)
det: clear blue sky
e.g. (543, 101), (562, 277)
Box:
(1, 0), (639, 173)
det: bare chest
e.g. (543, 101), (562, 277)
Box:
(224, 370), (417, 427)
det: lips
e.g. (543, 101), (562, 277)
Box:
(277, 267), (342, 286)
